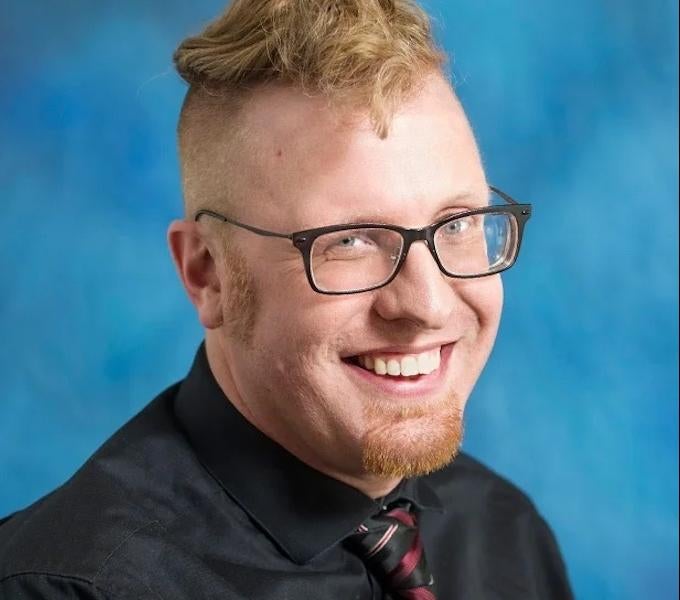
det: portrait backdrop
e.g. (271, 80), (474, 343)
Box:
(1, 1), (677, 598)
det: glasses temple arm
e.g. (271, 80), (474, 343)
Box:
(489, 186), (519, 205)
(194, 210), (293, 240)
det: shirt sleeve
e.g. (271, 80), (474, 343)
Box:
(0, 573), (109, 600)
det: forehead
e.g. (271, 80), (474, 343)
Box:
(235, 76), (487, 229)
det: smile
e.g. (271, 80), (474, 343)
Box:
(342, 343), (455, 397)
(355, 348), (441, 377)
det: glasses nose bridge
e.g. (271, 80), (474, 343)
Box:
(397, 225), (439, 269)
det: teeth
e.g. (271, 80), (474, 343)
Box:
(400, 356), (418, 376)
(416, 353), (431, 374)
(356, 348), (442, 377)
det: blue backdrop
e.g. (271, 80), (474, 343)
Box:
(1, 1), (677, 598)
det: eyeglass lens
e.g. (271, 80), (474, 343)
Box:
(309, 211), (519, 293)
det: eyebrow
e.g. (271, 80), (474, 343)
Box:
(335, 190), (489, 226)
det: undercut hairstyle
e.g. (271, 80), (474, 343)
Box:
(174, 0), (446, 216)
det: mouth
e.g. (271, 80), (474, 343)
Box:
(341, 343), (455, 393)
(345, 347), (442, 377)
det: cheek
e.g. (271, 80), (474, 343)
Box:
(449, 276), (503, 403)
(253, 280), (369, 353)
(480, 275), (504, 327)
(456, 275), (504, 339)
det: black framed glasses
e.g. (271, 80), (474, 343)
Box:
(195, 186), (531, 295)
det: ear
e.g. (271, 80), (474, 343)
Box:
(167, 220), (223, 329)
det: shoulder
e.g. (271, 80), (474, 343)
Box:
(0, 383), (194, 598)
(421, 452), (573, 598)
(427, 451), (536, 507)
(423, 451), (549, 533)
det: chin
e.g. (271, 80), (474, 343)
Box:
(361, 401), (464, 478)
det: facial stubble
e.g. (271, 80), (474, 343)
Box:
(362, 394), (464, 478)
(221, 245), (258, 347)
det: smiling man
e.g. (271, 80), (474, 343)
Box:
(0, 1), (572, 599)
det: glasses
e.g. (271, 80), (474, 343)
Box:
(195, 186), (531, 295)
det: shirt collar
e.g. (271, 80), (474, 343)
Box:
(174, 344), (443, 565)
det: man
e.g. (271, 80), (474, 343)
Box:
(0, 1), (572, 598)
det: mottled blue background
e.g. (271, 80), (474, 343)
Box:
(1, 1), (677, 598)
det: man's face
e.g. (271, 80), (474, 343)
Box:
(210, 75), (503, 483)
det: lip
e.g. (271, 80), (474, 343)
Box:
(341, 340), (454, 359)
(342, 342), (456, 398)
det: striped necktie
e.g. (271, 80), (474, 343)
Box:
(346, 501), (437, 599)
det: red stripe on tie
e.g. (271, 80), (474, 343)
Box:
(389, 532), (423, 585)
(387, 507), (416, 527)
(400, 587), (436, 600)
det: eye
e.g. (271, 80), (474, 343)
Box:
(312, 228), (402, 267)
(315, 231), (379, 259)
(335, 235), (365, 248)
(443, 218), (472, 235)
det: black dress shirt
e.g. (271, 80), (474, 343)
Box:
(0, 345), (573, 599)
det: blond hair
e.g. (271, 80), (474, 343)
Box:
(174, 0), (446, 215)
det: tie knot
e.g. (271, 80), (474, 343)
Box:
(346, 501), (436, 599)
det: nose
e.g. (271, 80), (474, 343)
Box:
(371, 241), (456, 330)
